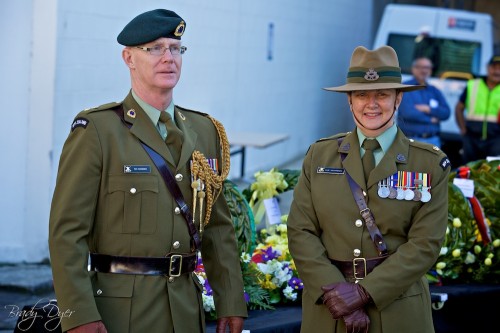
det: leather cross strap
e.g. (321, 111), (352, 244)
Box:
(338, 138), (388, 256)
(113, 106), (201, 251)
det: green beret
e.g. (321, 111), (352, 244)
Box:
(117, 9), (186, 46)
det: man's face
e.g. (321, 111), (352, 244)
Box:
(487, 63), (500, 84)
(348, 89), (402, 137)
(127, 37), (183, 92)
(411, 58), (432, 84)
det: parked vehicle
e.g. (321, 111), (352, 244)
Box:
(374, 4), (493, 165)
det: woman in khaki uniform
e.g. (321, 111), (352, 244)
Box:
(49, 9), (247, 333)
(287, 46), (450, 333)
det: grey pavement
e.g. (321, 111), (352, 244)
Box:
(0, 264), (56, 333)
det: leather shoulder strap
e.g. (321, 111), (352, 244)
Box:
(337, 138), (388, 256)
(113, 106), (201, 251)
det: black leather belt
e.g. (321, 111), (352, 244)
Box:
(89, 253), (197, 277)
(330, 256), (389, 282)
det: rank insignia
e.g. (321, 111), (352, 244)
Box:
(177, 111), (186, 120)
(124, 165), (151, 173)
(71, 117), (89, 132)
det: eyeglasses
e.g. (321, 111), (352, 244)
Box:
(135, 45), (187, 56)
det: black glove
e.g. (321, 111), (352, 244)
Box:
(216, 316), (244, 333)
(321, 282), (371, 318)
(343, 308), (370, 333)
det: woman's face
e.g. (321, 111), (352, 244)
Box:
(348, 89), (403, 137)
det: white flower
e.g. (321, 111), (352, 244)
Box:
(440, 247), (448, 256)
(283, 286), (297, 301)
(272, 265), (292, 286)
(240, 252), (251, 264)
(202, 294), (215, 312)
(464, 251), (476, 264)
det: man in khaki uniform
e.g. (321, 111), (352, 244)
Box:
(49, 9), (247, 333)
(287, 46), (450, 333)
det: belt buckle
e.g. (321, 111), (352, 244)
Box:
(353, 257), (367, 282)
(169, 254), (183, 277)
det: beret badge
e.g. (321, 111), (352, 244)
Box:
(174, 21), (185, 37)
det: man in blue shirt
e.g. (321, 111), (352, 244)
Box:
(398, 57), (451, 147)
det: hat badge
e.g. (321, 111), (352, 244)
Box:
(174, 21), (185, 37)
(364, 68), (379, 81)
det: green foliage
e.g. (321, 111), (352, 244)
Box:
(223, 179), (256, 255)
(428, 160), (500, 284)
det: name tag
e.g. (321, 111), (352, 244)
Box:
(317, 167), (345, 175)
(124, 165), (151, 173)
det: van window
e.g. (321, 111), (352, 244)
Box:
(387, 33), (481, 79)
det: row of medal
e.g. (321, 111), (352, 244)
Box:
(377, 171), (431, 202)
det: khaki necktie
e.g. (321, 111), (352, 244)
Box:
(159, 111), (183, 164)
(362, 139), (380, 181)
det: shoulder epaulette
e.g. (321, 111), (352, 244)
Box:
(83, 101), (122, 113)
(175, 105), (208, 117)
(408, 139), (444, 155)
(316, 132), (349, 143)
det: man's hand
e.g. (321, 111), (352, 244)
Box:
(68, 321), (107, 333)
(216, 316), (244, 333)
(321, 282), (371, 318)
(343, 308), (370, 333)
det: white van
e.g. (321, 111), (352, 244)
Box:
(373, 4), (493, 160)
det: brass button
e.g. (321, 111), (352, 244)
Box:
(175, 174), (183, 181)
(173, 241), (180, 249)
(174, 207), (181, 215)
(168, 277), (175, 283)
(355, 219), (363, 228)
(353, 249), (361, 257)
(130, 188), (137, 194)
(96, 289), (103, 295)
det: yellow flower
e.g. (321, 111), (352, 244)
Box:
(474, 245), (482, 254)
(436, 262), (446, 269)
(276, 224), (288, 233)
(484, 258), (492, 266)
(452, 249), (461, 257)
(260, 274), (277, 290)
(452, 218), (462, 228)
(250, 169), (288, 204)
(493, 239), (500, 248)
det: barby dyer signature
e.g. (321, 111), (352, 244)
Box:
(4, 298), (75, 332)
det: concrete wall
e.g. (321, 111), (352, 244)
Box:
(1, 0), (375, 263)
(0, 0), (57, 263)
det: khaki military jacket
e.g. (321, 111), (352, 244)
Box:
(287, 128), (450, 333)
(49, 92), (247, 333)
